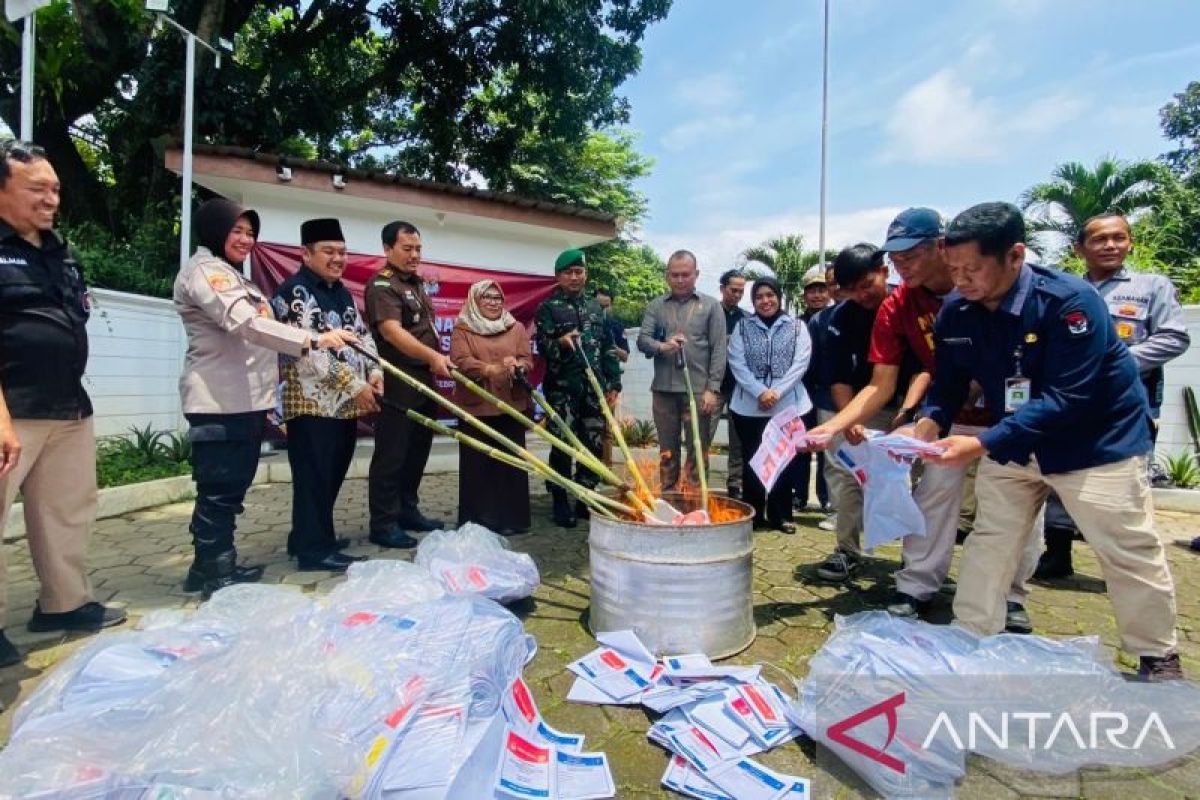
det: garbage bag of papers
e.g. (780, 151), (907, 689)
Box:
(792, 611), (1200, 799)
(834, 435), (926, 550)
(566, 630), (811, 799)
(416, 522), (541, 603)
(0, 560), (613, 799)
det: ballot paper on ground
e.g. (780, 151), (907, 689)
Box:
(662, 754), (733, 800)
(504, 677), (584, 753)
(494, 729), (616, 800)
(707, 758), (796, 800)
(567, 630), (658, 703)
(661, 653), (762, 682)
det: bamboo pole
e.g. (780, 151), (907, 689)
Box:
(450, 368), (623, 489)
(680, 349), (710, 512)
(350, 343), (646, 517)
(403, 409), (624, 520)
(573, 341), (655, 503)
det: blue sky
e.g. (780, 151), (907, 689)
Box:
(622, 0), (1200, 295)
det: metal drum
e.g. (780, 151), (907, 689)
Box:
(588, 493), (756, 659)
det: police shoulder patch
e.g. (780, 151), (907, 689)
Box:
(1063, 309), (1090, 337)
(379, 269), (393, 278)
(206, 270), (234, 292)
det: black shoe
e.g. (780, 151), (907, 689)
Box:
(1004, 601), (1033, 634)
(0, 631), (20, 667)
(1033, 550), (1074, 580)
(886, 592), (924, 618)
(183, 561), (264, 593)
(575, 501), (591, 520)
(183, 551), (264, 598)
(28, 601), (127, 633)
(772, 520), (796, 535)
(551, 493), (576, 528)
(288, 536), (351, 557)
(296, 551), (365, 572)
(396, 512), (445, 532)
(497, 526), (528, 536)
(369, 528), (419, 549)
(816, 549), (860, 582)
(1139, 653), (1184, 682)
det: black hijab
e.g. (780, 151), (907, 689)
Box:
(751, 277), (784, 327)
(194, 198), (261, 267)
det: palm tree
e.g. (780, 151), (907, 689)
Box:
(740, 235), (837, 314)
(1020, 157), (1163, 252)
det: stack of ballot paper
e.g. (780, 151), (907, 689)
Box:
(565, 631), (810, 799)
(494, 677), (616, 799)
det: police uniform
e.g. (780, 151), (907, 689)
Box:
(923, 263), (1178, 658)
(175, 199), (309, 593)
(363, 262), (440, 537)
(535, 255), (621, 523)
(0, 220), (102, 631)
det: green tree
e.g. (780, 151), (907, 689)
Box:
(740, 235), (835, 314)
(0, 0), (672, 229)
(1019, 157), (1162, 253)
(1160, 80), (1200, 175)
(586, 241), (666, 327)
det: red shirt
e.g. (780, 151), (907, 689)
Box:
(868, 282), (940, 370)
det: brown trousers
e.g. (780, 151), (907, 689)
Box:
(0, 417), (97, 626)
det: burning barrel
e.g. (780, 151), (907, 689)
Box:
(588, 493), (756, 659)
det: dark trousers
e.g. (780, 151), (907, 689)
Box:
(369, 398), (435, 533)
(733, 412), (802, 526)
(794, 410), (829, 508)
(287, 416), (357, 558)
(186, 411), (265, 560)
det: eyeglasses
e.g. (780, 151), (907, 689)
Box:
(480, 294), (504, 303)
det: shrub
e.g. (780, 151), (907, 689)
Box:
(1158, 450), (1200, 490)
(620, 418), (658, 447)
(96, 426), (191, 488)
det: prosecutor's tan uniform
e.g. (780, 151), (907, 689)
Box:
(175, 247), (309, 413)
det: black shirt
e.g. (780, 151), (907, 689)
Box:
(828, 299), (878, 394)
(720, 303), (745, 396)
(805, 302), (840, 410)
(0, 221), (92, 419)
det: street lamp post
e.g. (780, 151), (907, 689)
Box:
(817, 0), (830, 265)
(147, 7), (231, 268)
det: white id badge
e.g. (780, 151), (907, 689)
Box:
(1004, 377), (1031, 412)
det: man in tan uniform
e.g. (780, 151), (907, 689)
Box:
(364, 221), (454, 548)
(0, 141), (125, 667)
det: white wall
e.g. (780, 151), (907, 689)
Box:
(1158, 305), (1200, 459)
(230, 182), (586, 277)
(85, 289), (187, 437)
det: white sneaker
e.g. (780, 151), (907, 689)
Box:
(817, 513), (837, 531)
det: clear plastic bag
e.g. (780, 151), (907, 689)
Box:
(415, 522), (541, 603)
(0, 563), (536, 800)
(793, 611), (1200, 799)
(833, 440), (926, 549)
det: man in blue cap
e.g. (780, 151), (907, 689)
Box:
(914, 202), (1181, 681)
(808, 208), (1040, 632)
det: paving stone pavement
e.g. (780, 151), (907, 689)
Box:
(1, 469), (1199, 798)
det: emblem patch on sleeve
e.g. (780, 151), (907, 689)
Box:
(1063, 309), (1090, 336)
(207, 272), (233, 292)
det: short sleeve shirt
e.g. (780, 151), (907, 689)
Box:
(868, 283), (941, 371)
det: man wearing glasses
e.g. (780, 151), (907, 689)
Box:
(0, 141), (127, 666)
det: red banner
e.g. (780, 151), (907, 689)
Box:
(250, 242), (556, 419)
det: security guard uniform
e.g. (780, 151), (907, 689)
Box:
(1086, 265), (1190, 418)
(175, 199), (309, 595)
(364, 263), (440, 538)
(923, 263), (1178, 659)
(0, 220), (104, 631)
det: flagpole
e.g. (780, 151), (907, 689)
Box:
(20, 12), (35, 139)
(817, 0), (829, 263)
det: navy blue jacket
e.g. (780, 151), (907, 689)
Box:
(923, 263), (1152, 474)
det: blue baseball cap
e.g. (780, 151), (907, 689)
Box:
(880, 207), (945, 252)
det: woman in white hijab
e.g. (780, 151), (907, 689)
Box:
(449, 280), (534, 534)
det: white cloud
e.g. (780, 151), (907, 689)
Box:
(660, 113), (755, 152)
(673, 73), (742, 110)
(644, 205), (904, 300)
(879, 69), (1088, 165)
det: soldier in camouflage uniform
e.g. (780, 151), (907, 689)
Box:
(534, 249), (622, 527)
